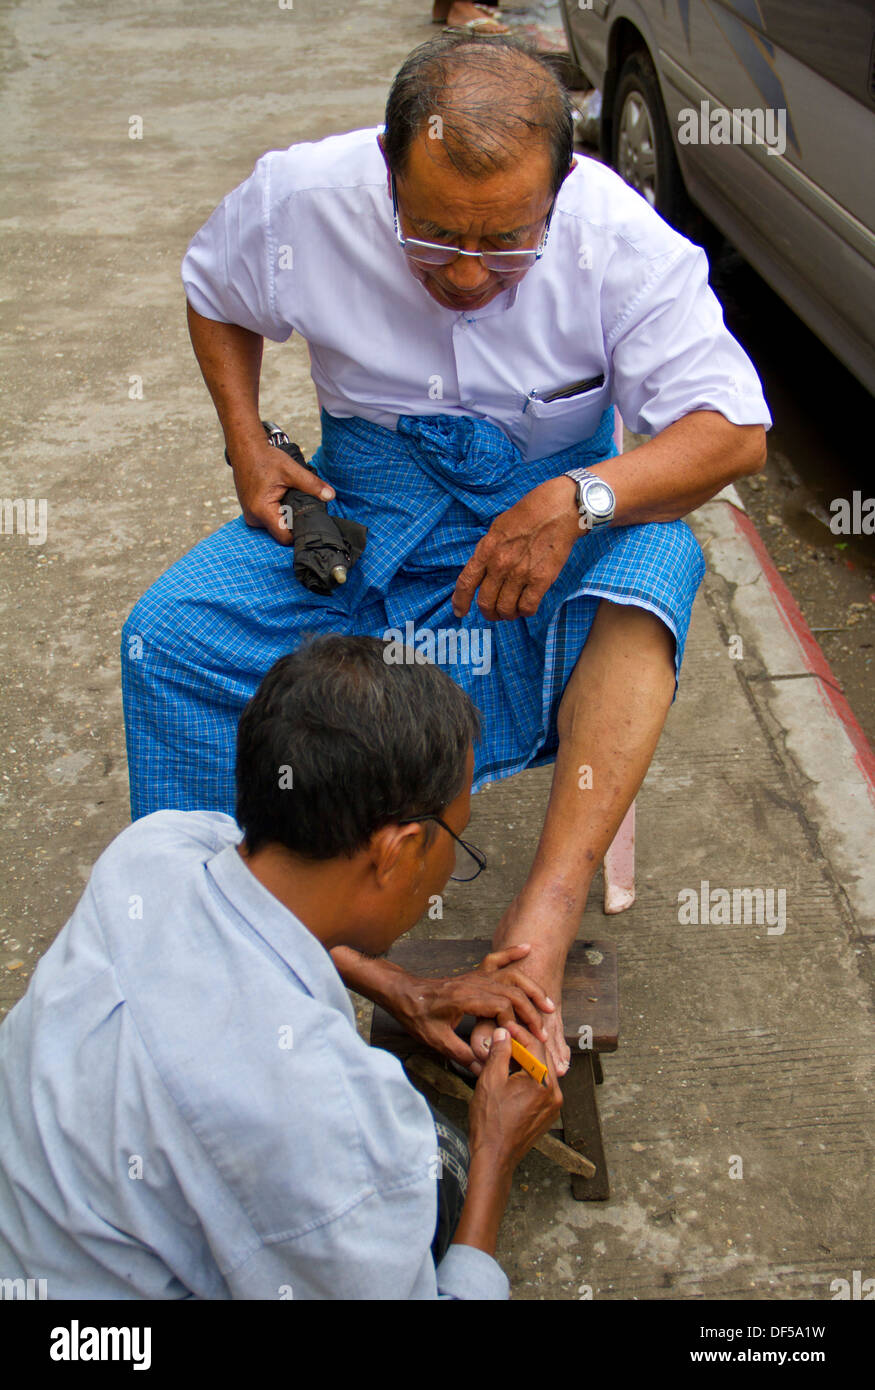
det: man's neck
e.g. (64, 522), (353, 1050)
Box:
(236, 841), (356, 952)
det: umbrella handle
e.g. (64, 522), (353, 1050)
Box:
(262, 420), (368, 591)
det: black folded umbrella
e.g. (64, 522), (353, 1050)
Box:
(265, 422), (367, 595)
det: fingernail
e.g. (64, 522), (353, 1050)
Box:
(545, 997), (555, 1009)
(482, 1037), (491, 1051)
(320, 487), (334, 500)
(494, 1028), (507, 1042)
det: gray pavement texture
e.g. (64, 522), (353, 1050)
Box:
(1, 0), (873, 1300)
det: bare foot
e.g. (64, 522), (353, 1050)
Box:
(470, 950), (571, 1076)
(432, 2), (509, 32)
(469, 887), (585, 1076)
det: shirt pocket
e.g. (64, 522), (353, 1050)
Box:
(521, 374), (610, 460)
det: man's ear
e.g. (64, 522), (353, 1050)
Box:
(370, 820), (427, 888)
(552, 157), (577, 201)
(377, 132), (391, 187)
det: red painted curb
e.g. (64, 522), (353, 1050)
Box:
(726, 502), (875, 797)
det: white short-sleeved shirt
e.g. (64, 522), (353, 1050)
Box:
(182, 127), (771, 462)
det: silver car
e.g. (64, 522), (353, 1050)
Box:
(560, 0), (875, 396)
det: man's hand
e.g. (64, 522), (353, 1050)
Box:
(449, 1027), (562, 1258)
(385, 944), (555, 1072)
(452, 475), (580, 622)
(184, 304), (337, 546)
(228, 435), (336, 546)
(467, 1027), (563, 1172)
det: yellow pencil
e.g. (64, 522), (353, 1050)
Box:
(510, 1037), (549, 1087)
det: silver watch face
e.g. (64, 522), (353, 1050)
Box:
(584, 481), (613, 517)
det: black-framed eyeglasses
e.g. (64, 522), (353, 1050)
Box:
(390, 172), (556, 274)
(398, 813), (487, 882)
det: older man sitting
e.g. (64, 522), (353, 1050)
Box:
(122, 33), (771, 1078)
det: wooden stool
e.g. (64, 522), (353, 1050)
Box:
(369, 937), (618, 1200)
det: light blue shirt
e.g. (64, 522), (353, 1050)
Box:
(0, 811), (508, 1300)
(181, 127), (771, 463)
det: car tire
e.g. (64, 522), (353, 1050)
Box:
(611, 50), (689, 229)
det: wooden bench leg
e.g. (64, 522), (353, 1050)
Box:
(562, 1050), (610, 1201)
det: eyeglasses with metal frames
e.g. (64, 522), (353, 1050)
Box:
(390, 172), (556, 274)
(397, 812), (487, 882)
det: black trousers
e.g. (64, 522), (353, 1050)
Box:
(429, 1104), (471, 1265)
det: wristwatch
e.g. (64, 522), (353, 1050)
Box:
(565, 467), (615, 532)
(223, 420), (292, 466)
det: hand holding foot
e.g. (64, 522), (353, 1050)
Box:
(470, 946), (572, 1077)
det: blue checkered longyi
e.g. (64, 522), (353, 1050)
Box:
(122, 407), (705, 818)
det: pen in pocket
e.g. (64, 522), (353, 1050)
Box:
(524, 373), (606, 409)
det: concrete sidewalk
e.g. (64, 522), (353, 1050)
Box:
(439, 479), (875, 1299)
(1, 0), (873, 1301)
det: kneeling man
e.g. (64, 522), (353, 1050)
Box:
(0, 637), (559, 1300)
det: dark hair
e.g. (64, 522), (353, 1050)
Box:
(383, 32), (574, 197)
(235, 635), (481, 858)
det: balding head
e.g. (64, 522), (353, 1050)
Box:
(383, 33), (573, 197)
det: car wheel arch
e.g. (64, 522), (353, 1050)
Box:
(601, 18), (651, 161)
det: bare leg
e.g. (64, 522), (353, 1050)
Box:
(471, 599), (676, 1075)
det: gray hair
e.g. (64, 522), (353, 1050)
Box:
(383, 33), (574, 196)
